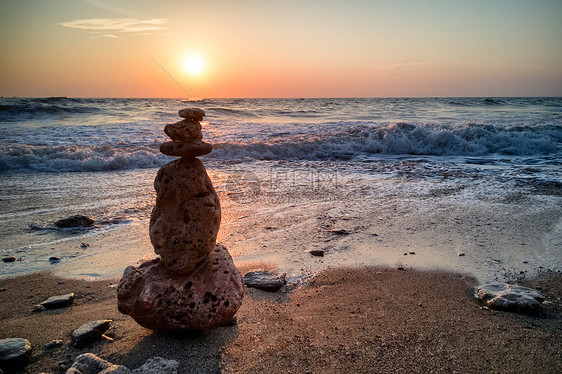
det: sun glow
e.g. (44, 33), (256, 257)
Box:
(182, 55), (204, 76)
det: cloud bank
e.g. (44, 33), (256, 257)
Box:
(60, 18), (168, 35)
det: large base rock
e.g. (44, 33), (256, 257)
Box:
(117, 244), (244, 331)
(149, 158), (221, 275)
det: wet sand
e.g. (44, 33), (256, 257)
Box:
(1, 268), (561, 373)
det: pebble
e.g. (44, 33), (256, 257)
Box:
(397, 267), (405, 271)
(80, 243), (90, 248)
(44, 339), (63, 349)
(309, 250), (325, 257)
(2, 257), (16, 263)
(458, 253), (465, 257)
(71, 320), (112, 348)
(33, 304), (47, 313)
(40, 293), (75, 309)
(49, 256), (61, 263)
(330, 229), (349, 235)
(243, 271), (286, 292)
(0, 338), (32, 372)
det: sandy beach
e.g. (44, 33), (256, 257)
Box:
(1, 266), (561, 373)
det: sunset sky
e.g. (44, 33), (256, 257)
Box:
(1, 0), (561, 98)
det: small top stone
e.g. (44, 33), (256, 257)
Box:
(178, 108), (205, 121)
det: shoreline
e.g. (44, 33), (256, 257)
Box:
(1, 266), (561, 373)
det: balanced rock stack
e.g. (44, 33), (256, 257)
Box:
(117, 108), (244, 331)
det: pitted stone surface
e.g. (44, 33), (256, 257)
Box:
(178, 108), (205, 121)
(164, 119), (202, 142)
(159, 140), (212, 159)
(117, 244), (244, 331)
(149, 158), (220, 274)
(477, 283), (545, 313)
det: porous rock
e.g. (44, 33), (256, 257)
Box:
(66, 353), (130, 374)
(159, 140), (212, 159)
(117, 244), (244, 331)
(71, 320), (111, 348)
(243, 271), (286, 292)
(178, 108), (205, 121)
(149, 158), (220, 274)
(477, 283), (545, 313)
(164, 119), (202, 141)
(0, 338), (32, 371)
(131, 357), (178, 374)
(41, 293), (75, 309)
(55, 215), (94, 228)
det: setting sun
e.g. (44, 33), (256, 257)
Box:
(182, 55), (204, 76)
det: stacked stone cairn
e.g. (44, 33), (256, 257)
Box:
(117, 108), (244, 331)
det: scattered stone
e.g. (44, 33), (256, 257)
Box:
(309, 250), (324, 257)
(80, 243), (90, 248)
(131, 357), (178, 374)
(178, 107), (205, 121)
(44, 340), (64, 349)
(40, 293), (75, 309)
(330, 229), (349, 235)
(2, 257), (15, 263)
(409, 251), (416, 255)
(477, 283), (545, 313)
(243, 271), (286, 292)
(0, 288), (6, 292)
(71, 320), (111, 348)
(49, 256), (61, 263)
(55, 215), (94, 228)
(66, 353), (130, 374)
(396, 267), (405, 271)
(403, 252), (408, 256)
(458, 253), (465, 257)
(33, 304), (47, 313)
(0, 338), (32, 372)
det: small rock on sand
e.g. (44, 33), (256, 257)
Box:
(55, 215), (94, 228)
(2, 257), (16, 263)
(309, 250), (325, 257)
(244, 271), (286, 292)
(477, 283), (545, 313)
(66, 353), (129, 374)
(40, 293), (75, 309)
(44, 339), (64, 350)
(71, 320), (111, 348)
(132, 357), (179, 373)
(0, 338), (32, 372)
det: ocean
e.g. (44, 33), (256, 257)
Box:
(1, 97), (561, 281)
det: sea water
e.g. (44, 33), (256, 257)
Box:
(1, 97), (561, 281)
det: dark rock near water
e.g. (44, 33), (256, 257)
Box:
(477, 283), (545, 313)
(55, 215), (94, 228)
(117, 245), (244, 331)
(0, 338), (32, 372)
(2, 257), (15, 263)
(49, 256), (61, 263)
(244, 271), (286, 292)
(41, 293), (75, 309)
(71, 320), (111, 348)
